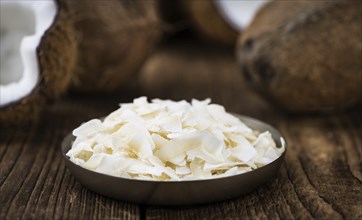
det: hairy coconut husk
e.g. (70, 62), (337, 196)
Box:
(69, 0), (161, 93)
(237, 1), (362, 113)
(0, 0), (77, 125)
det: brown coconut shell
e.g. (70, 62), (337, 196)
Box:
(237, 1), (362, 113)
(0, 0), (77, 126)
(69, 0), (161, 93)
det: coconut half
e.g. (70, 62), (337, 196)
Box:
(0, 0), (77, 124)
(159, 0), (268, 45)
(0, 1), (56, 106)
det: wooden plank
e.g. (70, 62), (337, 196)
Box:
(0, 98), (140, 220)
(145, 114), (361, 220)
(282, 115), (362, 219)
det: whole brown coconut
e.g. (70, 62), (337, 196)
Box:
(237, 1), (362, 113)
(69, 0), (160, 93)
(0, 0), (77, 125)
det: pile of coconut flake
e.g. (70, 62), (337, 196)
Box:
(66, 97), (285, 181)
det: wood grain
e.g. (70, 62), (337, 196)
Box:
(0, 96), (141, 220)
(1, 40), (361, 220)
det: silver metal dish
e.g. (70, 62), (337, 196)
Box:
(61, 114), (286, 205)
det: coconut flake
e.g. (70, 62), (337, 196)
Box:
(66, 97), (284, 181)
(73, 119), (103, 138)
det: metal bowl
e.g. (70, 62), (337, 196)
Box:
(61, 114), (286, 205)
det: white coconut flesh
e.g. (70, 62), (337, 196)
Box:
(0, 1), (56, 107)
(214, 0), (269, 31)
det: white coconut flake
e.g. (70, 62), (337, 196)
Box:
(73, 119), (103, 138)
(66, 97), (285, 181)
(175, 166), (191, 175)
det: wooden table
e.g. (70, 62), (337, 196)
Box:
(1, 41), (361, 219)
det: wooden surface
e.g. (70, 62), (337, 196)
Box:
(1, 41), (361, 219)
